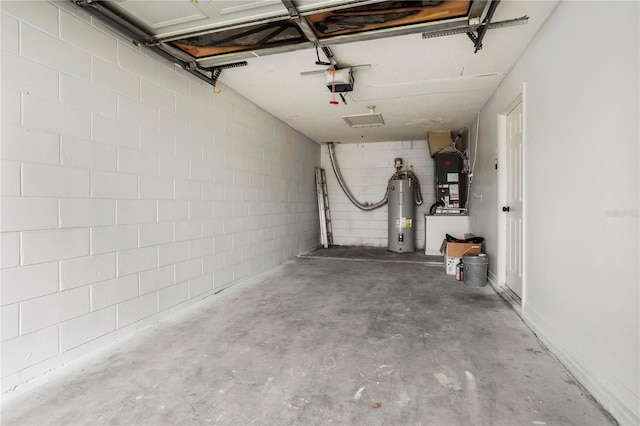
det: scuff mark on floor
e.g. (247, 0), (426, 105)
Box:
(466, 371), (480, 424)
(376, 365), (394, 376)
(262, 376), (274, 392)
(434, 372), (452, 389)
(435, 366), (462, 391)
(289, 367), (307, 378)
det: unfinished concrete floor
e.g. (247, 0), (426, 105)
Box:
(2, 247), (614, 425)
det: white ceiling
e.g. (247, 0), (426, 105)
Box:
(101, 0), (559, 144)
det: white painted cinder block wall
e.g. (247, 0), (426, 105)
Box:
(469, 2), (639, 424)
(0, 1), (320, 392)
(320, 141), (436, 249)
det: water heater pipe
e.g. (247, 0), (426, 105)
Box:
(392, 169), (424, 206)
(327, 142), (388, 210)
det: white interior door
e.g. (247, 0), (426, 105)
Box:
(505, 100), (524, 298)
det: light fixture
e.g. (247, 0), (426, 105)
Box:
(342, 105), (385, 128)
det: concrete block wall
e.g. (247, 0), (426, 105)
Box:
(0, 1), (320, 392)
(320, 141), (435, 249)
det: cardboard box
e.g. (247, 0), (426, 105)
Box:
(428, 131), (456, 157)
(440, 240), (482, 275)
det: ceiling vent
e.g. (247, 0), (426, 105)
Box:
(342, 106), (385, 128)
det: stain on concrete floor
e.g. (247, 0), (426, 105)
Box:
(1, 249), (615, 425)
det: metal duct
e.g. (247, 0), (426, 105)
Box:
(326, 142), (423, 211)
(326, 142), (388, 211)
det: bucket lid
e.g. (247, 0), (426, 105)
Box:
(462, 253), (488, 263)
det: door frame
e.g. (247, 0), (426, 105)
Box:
(497, 84), (527, 308)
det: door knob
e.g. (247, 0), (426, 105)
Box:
(502, 206), (510, 212)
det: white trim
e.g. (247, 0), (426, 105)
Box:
(497, 86), (526, 307)
(496, 113), (507, 288)
(521, 83), (527, 310)
(488, 270), (522, 314)
(505, 92), (524, 115)
(524, 307), (638, 426)
(489, 275), (634, 425)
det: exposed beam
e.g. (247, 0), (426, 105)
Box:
(281, 0), (319, 45)
(72, 0), (525, 84)
(468, 0), (501, 52)
(194, 16), (469, 68)
(468, 0), (490, 28)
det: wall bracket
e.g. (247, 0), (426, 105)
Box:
(466, 0), (501, 53)
(205, 61), (249, 86)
